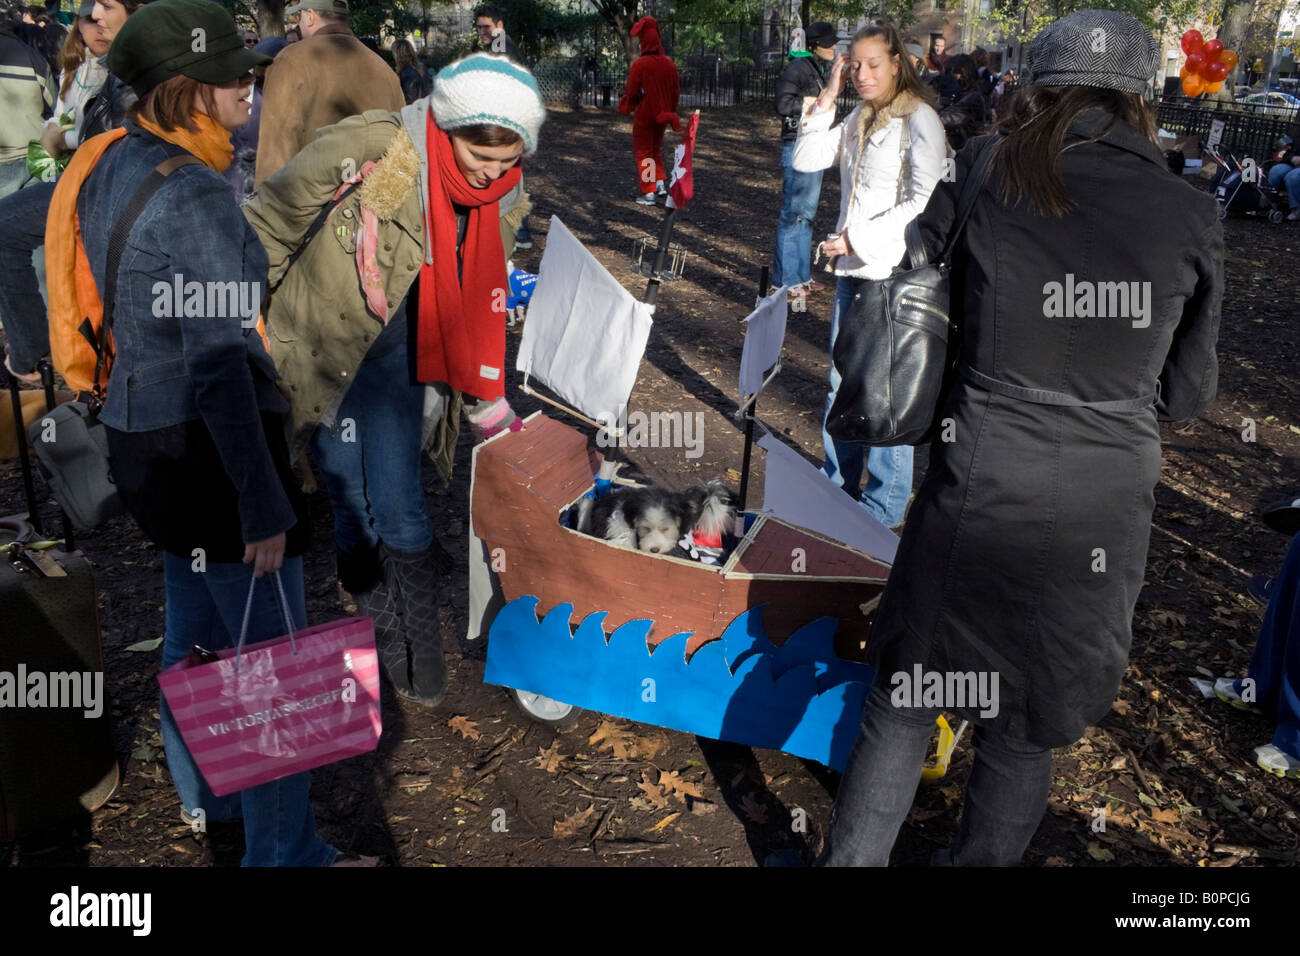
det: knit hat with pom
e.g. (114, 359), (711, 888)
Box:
(429, 53), (545, 155)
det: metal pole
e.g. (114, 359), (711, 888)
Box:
(737, 265), (769, 517)
(641, 205), (679, 310)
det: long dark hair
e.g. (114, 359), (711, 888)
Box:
(993, 84), (1158, 217)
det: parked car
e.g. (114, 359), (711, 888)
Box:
(1240, 91), (1300, 116)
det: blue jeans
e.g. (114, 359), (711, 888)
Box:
(771, 140), (824, 288)
(822, 683), (1053, 866)
(310, 312), (433, 559)
(0, 181), (55, 374)
(1249, 532), (1300, 758)
(821, 275), (914, 527)
(1268, 162), (1300, 207)
(159, 553), (338, 866)
(0, 157), (31, 201)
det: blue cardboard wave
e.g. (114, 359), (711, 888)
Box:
(484, 595), (875, 771)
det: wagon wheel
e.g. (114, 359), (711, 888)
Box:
(1269, 208), (1285, 223)
(1218, 205), (1229, 220)
(509, 687), (582, 728)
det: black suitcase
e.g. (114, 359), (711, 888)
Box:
(1, 366), (119, 841)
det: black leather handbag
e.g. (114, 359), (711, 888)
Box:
(826, 135), (999, 447)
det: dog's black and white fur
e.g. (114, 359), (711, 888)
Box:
(577, 480), (738, 559)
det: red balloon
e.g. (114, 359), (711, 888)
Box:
(1205, 60), (1230, 82)
(1181, 30), (1204, 55)
(1186, 51), (1207, 75)
(1205, 38), (1224, 59)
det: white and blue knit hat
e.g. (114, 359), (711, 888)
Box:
(430, 54), (546, 155)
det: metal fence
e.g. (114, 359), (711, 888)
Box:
(1156, 97), (1298, 160)
(534, 62), (859, 114)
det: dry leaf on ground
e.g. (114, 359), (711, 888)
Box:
(1087, 842), (1115, 862)
(448, 715), (481, 741)
(588, 719), (638, 759)
(536, 742), (565, 774)
(659, 770), (705, 804)
(739, 793), (769, 824)
(553, 804), (596, 839)
(436, 766), (465, 798)
(646, 812), (681, 833)
(637, 770), (670, 810)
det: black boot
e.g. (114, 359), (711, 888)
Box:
(381, 541), (448, 706)
(339, 544), (410, 693)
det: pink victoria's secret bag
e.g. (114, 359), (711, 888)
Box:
(158, 571), (382, 796)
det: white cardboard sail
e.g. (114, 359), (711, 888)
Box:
(759, 432), (899, 565)
(738, 285), (788, 403)
(516, 216), (653, 422)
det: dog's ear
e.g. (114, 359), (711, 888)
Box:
(676, 490), (702, 530)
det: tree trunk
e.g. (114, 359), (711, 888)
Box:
(258, 0), (286, 38)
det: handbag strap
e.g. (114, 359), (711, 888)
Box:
(937, 134), (1001, 263)
(234, 570), (300, 669)
(85, 153), (203, 402)
(903, 133), (1000, 270)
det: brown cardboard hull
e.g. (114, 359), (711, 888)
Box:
(471, 414), (891, 660)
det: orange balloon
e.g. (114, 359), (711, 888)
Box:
(1179, 65), (1190, 80)
(1221, 50), (1238, 71)
(1182, 73), (1205, 96)
(1205, 80), (1223, 93)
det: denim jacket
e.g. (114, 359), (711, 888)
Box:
(78, 123), (295, 543)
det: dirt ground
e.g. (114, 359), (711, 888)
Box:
(3, 104), (1298, 868)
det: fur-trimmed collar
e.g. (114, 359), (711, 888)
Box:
(857, 88), (925, 141)
(358, 128), (421, 221)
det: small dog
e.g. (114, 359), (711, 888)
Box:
(579, 480), (738, 561)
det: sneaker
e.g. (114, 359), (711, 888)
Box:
(1247, 575), (1274, 607)
(514, 226), (533, 250)
(787, 282), (808, 302)
(804, 279), (827, 293)
(1254, 743), (1300, 778)
(1288, 208), (1300, 221)
(655, 179), (667, 197)
(635, 193), (657, 205)
(1214, 676), (1262, 712)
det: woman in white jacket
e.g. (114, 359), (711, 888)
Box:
(794, 21), (947, 528)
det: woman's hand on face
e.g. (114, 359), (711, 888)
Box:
(819, 53), (849, 108)
(243, 533), (286, 578)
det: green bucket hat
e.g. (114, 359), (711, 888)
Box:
(107, 0), (273, 97)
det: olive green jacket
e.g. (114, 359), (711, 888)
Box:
(242, 102), (529, 482)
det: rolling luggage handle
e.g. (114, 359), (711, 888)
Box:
(233, 570), (300, 670)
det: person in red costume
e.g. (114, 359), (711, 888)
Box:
(618, 16), (681, 204)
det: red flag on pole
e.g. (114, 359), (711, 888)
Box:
(666, 110), (699, 211)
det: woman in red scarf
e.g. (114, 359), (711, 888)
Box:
(244, 54), (545, 711)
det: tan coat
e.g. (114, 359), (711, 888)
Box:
(254, 20), (404, 187)
(243, 103), (530, 482)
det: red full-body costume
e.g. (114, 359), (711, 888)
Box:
(618, 17), (681, 195)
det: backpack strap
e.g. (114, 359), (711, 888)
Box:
(265, 178), (364, 300)
(83, 153), (203, 403)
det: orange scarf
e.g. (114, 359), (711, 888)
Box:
(47, 113), (253, 394)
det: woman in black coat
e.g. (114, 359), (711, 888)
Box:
(936, 53), (989, 151)
(821, 10), (1223, 866)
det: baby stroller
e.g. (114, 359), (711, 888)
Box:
(1204, 139), (1289, 223)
